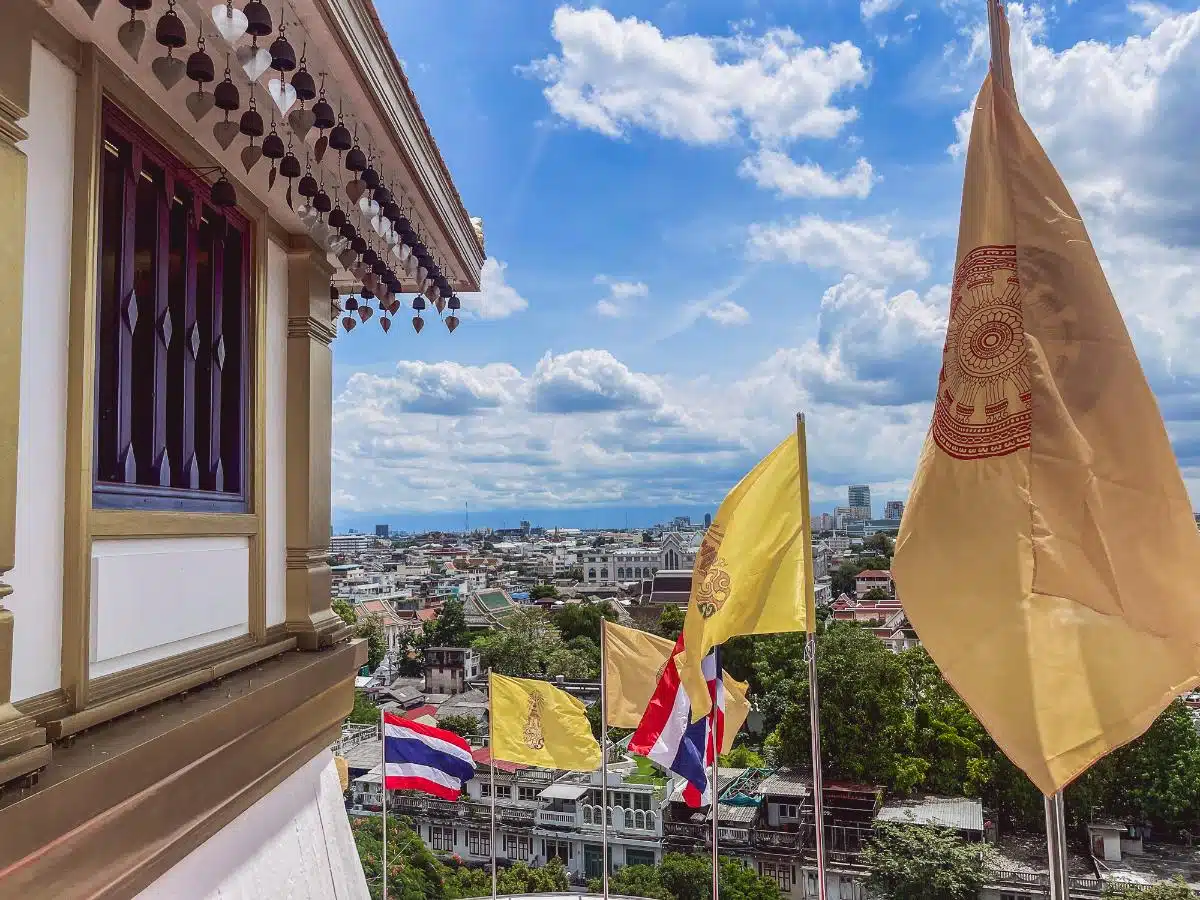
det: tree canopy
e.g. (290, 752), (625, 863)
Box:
(418, 597), (470, 650)
(656, 605), (685, 640)
(551, 599), (617, 645)
(595, 854), (781, 900)
(1104, 878), (1193, 899)
(437, 714), (481, 740)
(861, 824), (989, 900)
(472, 608), (598, 679)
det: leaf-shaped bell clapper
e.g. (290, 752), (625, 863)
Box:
(187, 42), (215, 85)
(338, 247), (357, 268)
(345, 144), (367, 173)
(417, 266), (428, 286)
(329, 120), (352, 153)
(298, 172), (319, 199)
(358, 305), (373, 324)
(279, 151), (301, 180)
(243, 0), (272, 37)
(380, 316), (391, 334)
(214, 72), (240, 113)
(210, 171), (238, 209)
(434, 295), (447, 315)
(412, 316), (425, 334)
(426, 282), (441, 303)
(445, 314), (460, 333)
(342, 315), (356, 332)
(155, 3), (187, 51)
(313, 189), (332, 214)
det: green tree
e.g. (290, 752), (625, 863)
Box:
(830, 556), (891, 598)
(720, 745), (766, 768)
(333, 597), (357, 626)
(497, 858), (570, 893)
(862, 533), (895, 557)
(1104, 878), (1193, 899)
(595, 864), (671, 899)
(861, 824), (989, 900)
(717, 858), (785, 899)
(552, 600), (617, 644)
(656, 605), (685, 640)
(347, 690), (379, 726)
(419, 597), (471, 650)
(861, 587), (891, 603)
(437, 714), (481, 740)
(659, 853), (713, 900)
(471, 607), (597, 678)
(358, 613), (388, 671)
(530, 583), (559, 600)
(609, 854), (781, 900)
(350, 813), (451, 900)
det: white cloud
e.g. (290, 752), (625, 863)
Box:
(464, 258), (529, 320)
(746, 216), (931, 283)
(738, 150), (877, 199)
(594, 275), (649, 317)
(530, 349), (664, 412)
(524, 7), (869, 145)
(706, 300), (751, 326)
(861, 0), (902, 21)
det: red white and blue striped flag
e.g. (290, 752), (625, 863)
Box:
(628, 638), (724, 807)
(382, 712), (477, 801)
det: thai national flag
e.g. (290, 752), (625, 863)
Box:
(628, 638), (724, 808)
(382, 712), (477, 801)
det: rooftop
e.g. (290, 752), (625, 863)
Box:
(877, 796), (984, 832)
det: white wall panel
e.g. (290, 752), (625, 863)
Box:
(265, 239), (288, 627)
(9, 42), (77, 702)
(89, 537), (250, 678)
(136, 750), (370, 900)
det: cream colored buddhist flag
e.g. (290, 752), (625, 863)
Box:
(602, 620), (751, 752)
(892, 2), (1200, 797)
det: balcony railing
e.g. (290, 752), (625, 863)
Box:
(537, 810), (577, 827)
(983, 868), (1105, 895)
(664, 822), (708, 843)
(754, 829), (802, 851)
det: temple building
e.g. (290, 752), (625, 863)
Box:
(0, 0), (483, 895)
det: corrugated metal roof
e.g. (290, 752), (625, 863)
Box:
(759, 771), (812, 798)
(718, 803), (760, 823)
(539, 784), (590, 801)
(877, 797), (984, 832)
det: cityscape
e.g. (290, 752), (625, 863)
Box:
(0, 1), (1197, 900)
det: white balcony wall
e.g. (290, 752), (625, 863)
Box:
(9, 40), (76, 702)
(264, 238), (288, 627)
(89, 537), (249, 678)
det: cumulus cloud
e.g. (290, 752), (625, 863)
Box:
(861, 0), (902, 21)
(594, 275), (650, 317)
(522, 6), (873, 197)
(705, 300), (751, 326)
(340, 361), (522, 417)
(738, 150), (877, 199)
(746, 216), (931, 283)
(463, 258), (529, 320)
(529, 349), (664, 413)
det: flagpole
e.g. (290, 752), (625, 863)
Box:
(710, 643), (721, 900)
(1045, 791), (1069, 900)
(488, 671), (498, 900)
(796, 413), (828, 900)
(599, 621), (611, 900)
(381, 708), (388, 900)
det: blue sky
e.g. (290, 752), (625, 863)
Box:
(330, 1), (1200, 530)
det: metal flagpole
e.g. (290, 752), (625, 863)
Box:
(488, 671), (498, 900)
(796, 413), (828, 900)
(381, 708), (388, 900)
(599, 621), (611, 900)
(710, 644), (721, 900)
(1045, 791), (1069, 900)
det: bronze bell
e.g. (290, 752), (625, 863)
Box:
(344, 297), (359, 311)
(119, 0), (153, 10)
(448, 295), (461, 311)
(329, 283), (339, 301)
(214, 78), (240, 112)
(345, 145), (367, 172)
(360, 288), (374, 302)
(279, 152), (301, 179)
(314, 190), (332, 213)
(383, 202), (402, 223)
(186, 48), (215, 84)
(269, 36), (296, 72)
(298, 173), (318, 197)
(362, 167), (379, 189)
(243, 0), (272, 37)
(339, 223), (357, 241)
(262, 132), (285, 159)
(361, 248), (378, 267)
(328, 207), (347, 229)
(374, 186), (393, 207)
(239, 108), (264, 138)
(373, 258), (389, 276)
(210, 174), (237, 209)
(155, 9), (187, 50)
(328, 122), (352, 152)
(291, 68), (316, 102)
(351, 236), (367, 254)
(312, 99), (336, 131)
(412, 296), (426, 311)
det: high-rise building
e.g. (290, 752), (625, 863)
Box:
(884, 501), (905, 520)
(704, 512), (712, 529)
(848, 484), (872, 519)
(375, 523), (390, 537)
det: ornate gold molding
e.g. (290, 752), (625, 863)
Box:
(0, 0), (51, 789)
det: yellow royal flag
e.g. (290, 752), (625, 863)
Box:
(602, 620), (751, 752)
(893, 2), (1200, 797)
(680, 431), (809, 720)
(489, 672), (602, 771)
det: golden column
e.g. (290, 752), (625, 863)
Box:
(0, 5), (50, 785)
(284, 236), (350, 650)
